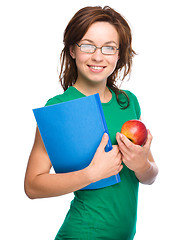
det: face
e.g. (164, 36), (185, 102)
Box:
(70, 21), (120, 85)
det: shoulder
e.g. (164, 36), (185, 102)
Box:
(45, 94), (64, 107)
(45, 87), (75, 107)
(117, 89), (139, 105)
(121, 89), (138, 101)
(120, 89), (141, 119)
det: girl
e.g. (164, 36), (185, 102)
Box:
(25, 6), (158, 240)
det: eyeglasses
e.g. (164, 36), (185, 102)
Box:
(76, 43), (119, 55)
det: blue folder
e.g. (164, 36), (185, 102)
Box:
(33, 93), (121, 190)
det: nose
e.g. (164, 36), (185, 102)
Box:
(91, 48), (104, 62)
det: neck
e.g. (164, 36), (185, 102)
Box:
(73, 80), (112, 103)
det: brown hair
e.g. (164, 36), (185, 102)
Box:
(59, 6), (136, 108)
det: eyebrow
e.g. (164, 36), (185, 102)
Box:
(81, 39), (118, 46)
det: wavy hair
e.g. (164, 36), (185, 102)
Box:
(59, 6), (136, 108)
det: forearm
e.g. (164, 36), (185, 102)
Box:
(25, 167), (93, 199)
(135, 161), (158, 185)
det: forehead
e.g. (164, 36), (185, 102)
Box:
(82, 21), (119, 44)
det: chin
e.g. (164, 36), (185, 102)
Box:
(84, 75), (108, 85)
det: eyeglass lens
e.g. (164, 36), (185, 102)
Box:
(80, 44), (117, 55)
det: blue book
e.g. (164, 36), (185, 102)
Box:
(33, 93), (121, 190)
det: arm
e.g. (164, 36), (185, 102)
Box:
(116, 130), (158, 185)
(24, 129), (123, 199)
(134, 148), (158, 185)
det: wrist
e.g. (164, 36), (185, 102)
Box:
(135, 160), (158, 185)
(135, 160), (152, 175)
(84, 165), (97, 183)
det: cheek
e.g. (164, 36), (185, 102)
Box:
(109, 57), (119, 71)
(75, 53), (89, 67)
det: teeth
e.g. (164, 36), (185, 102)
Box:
(90, 66), (104, 70)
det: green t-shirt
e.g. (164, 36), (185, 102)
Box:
(46, 86), (141, 240)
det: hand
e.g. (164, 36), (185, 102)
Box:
(88, 133), (123, 182)
(116, 130), (153, 173)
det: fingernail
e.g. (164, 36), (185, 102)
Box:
(103, 133), (108, 139)
(117, 132), (121, 138)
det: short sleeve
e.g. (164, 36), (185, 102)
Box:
(123, 90), (141, 119)
(131, 93), (141, 119)
(45, 97), (61, 107)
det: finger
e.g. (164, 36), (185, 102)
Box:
(116, 133), (128, 152)
(112, 145), (120, 152)
(118, 164), (123, 173)
(117, 134), (133, 156)
(119, 133), (134, 149)
(98, 133), (109, 151)
(116, 132), (121, 146)
(118, 140), (130, 158)
(116, 151), (122, 163)
(144, 129), (153, 149)
(116, 132), (130, 147)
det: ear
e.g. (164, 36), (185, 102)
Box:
(69, 45), (76, 59)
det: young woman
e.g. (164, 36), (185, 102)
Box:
(24, 6), (158, 240)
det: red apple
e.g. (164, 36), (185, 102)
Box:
(121, 120), (148, 146)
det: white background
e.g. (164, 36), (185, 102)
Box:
(1, 0), (191, 239)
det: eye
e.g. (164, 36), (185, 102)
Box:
(102, 46), (117, 54)
(104, 46), (115, 50)
(80, 44), (95, 53)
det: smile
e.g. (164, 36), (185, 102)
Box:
(88, 65), (105, 72)
(90, 66), (104, 70)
